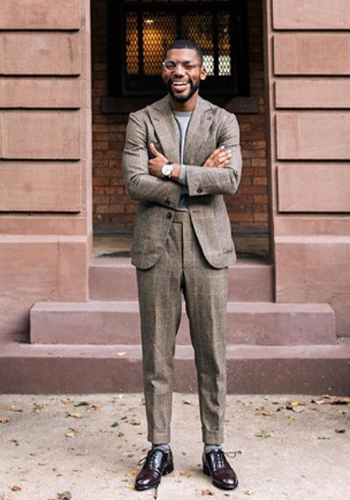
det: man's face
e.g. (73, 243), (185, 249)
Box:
(161, 48), (207, 103)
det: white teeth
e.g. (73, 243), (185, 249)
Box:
(173, 82), (188, 87)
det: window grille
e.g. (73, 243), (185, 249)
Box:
(108, 0), (250, 97)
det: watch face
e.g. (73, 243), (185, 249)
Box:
(162, 164), (173, 177)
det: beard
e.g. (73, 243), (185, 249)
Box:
(166, 79), (200, 103)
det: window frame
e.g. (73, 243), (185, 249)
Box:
(107, 0), (250, 99)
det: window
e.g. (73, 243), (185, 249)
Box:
(108, 0), (250, 98)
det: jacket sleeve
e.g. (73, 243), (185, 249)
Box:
(122, 112), (183, 209)
(185, 113), (242, 197)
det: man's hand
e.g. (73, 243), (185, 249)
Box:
(204, 146), (232, 168)
(148, 143), (168, 178)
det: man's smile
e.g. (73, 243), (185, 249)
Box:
(170, 80), (190, 91)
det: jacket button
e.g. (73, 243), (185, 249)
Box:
(197, 187), (203, 193)
(167, 212), (172, 219)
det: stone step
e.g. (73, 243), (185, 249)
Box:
(88, 257), (274, 302)
(1, 340), (349, 394)
(30, 301), (336, 346)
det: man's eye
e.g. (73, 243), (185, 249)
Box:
(165, 62), (176, 70)
(184, 63), (196, 70)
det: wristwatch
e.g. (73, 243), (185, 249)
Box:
(161, 162), (174, 179)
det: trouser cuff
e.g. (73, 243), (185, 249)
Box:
(202, 430), (224, 445)
(147, 429), (171, 444)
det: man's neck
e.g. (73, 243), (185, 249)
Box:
(168, 92), (199, 112)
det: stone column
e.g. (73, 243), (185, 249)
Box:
(0, 0), (92, 341)
(265, 0), (350, 336)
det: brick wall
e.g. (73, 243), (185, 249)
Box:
(91, 0), (268, 235)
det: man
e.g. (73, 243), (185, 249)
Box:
(122, 39), (242, 491)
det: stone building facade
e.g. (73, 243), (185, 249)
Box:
(0, 0), (349, 394)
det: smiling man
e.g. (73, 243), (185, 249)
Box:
(122, 39), (242, 491)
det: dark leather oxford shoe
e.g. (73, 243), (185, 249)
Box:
(135, 448), (174, 491)
(202, 448), (239, 490)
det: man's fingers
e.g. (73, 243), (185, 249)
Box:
(208, 146), (225, 161)
(149, 142), (161, 157)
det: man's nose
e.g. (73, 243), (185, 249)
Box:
(174, 63), (185, 77)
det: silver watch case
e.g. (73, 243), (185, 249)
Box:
(161, 163), (174, 179)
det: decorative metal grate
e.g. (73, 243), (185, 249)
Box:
(109, 0), (249, 97)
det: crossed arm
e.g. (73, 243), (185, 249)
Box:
(122, 112), (242, 209)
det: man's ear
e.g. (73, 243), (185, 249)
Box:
(200, 67), (207, 81)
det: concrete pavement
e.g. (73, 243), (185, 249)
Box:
(0, 393), (349, 500)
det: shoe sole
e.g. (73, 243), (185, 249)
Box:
(135, 462), (174, 491)
(202, 464), (239, 490)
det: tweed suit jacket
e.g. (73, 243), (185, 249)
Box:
(122, 95), (242, 270)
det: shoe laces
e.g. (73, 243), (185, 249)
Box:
(138, 448), (164, 468)
(212, 449), (242, 468)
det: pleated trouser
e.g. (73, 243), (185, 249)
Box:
(136, 211), (228, 445)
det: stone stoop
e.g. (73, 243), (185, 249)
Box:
(2, 257), (349, 395)
(1, 341), (350, 394)
(88, 257), (274, 302)
(30, 301), (336, 346)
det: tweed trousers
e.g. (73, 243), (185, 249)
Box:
(136, 211), (228, 445)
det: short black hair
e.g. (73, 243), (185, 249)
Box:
(164, 39), (203, 65)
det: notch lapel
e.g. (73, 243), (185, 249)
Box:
(147, 96), (180, 164)
(184, 97), (213, 165)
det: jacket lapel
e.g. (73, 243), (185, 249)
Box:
(183, 96), (213, 165)
(147, 96), (180, 164)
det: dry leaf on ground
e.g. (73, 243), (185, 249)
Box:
(201, 489), (215, 496)
(57, 492), (72, 500)
(32, 403), (45, 412)
(255, 430), (271, 438)
(65, 428), (79, 438)
(9, 405), (23, 412)
(66, 412), (84, 419)
(180, 471), (192, 478)
(11, 486), (22, 492)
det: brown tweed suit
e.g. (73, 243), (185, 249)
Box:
(122, 95), (242, 445)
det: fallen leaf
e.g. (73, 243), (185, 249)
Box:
(289, 400), (300, 407)
(180, 471), (192, 478)
(57, 492), (72, 500)
(66, 412), (83, 419)
(111, 421), (119, 428)
(32, 403), (45, 412)
(11, 486), (22, 492)
(0, 417), (9, 424)
(130, 419), (141, 426)
(65, 428), (79, 438)
(317, 436), (331, 440)
(86, 404), (101, 411)
(10, 439), (19, 446)
(9, 405), (23, 412)
(116, 352), (128, 357)
(255, 430), (271, 438)
(129, 470), (138, 476)
(312, 398), (328, 405)
(182, 400), (193, 405)
(335, 429), (346, 434)
(330, 397), (350, 405)
(201, 489), (215, 496)
(74, 401), (90, 407)
(244, 489), (255, 495)
(125, 483), (135, 490)
(61, 398), (73, 405)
